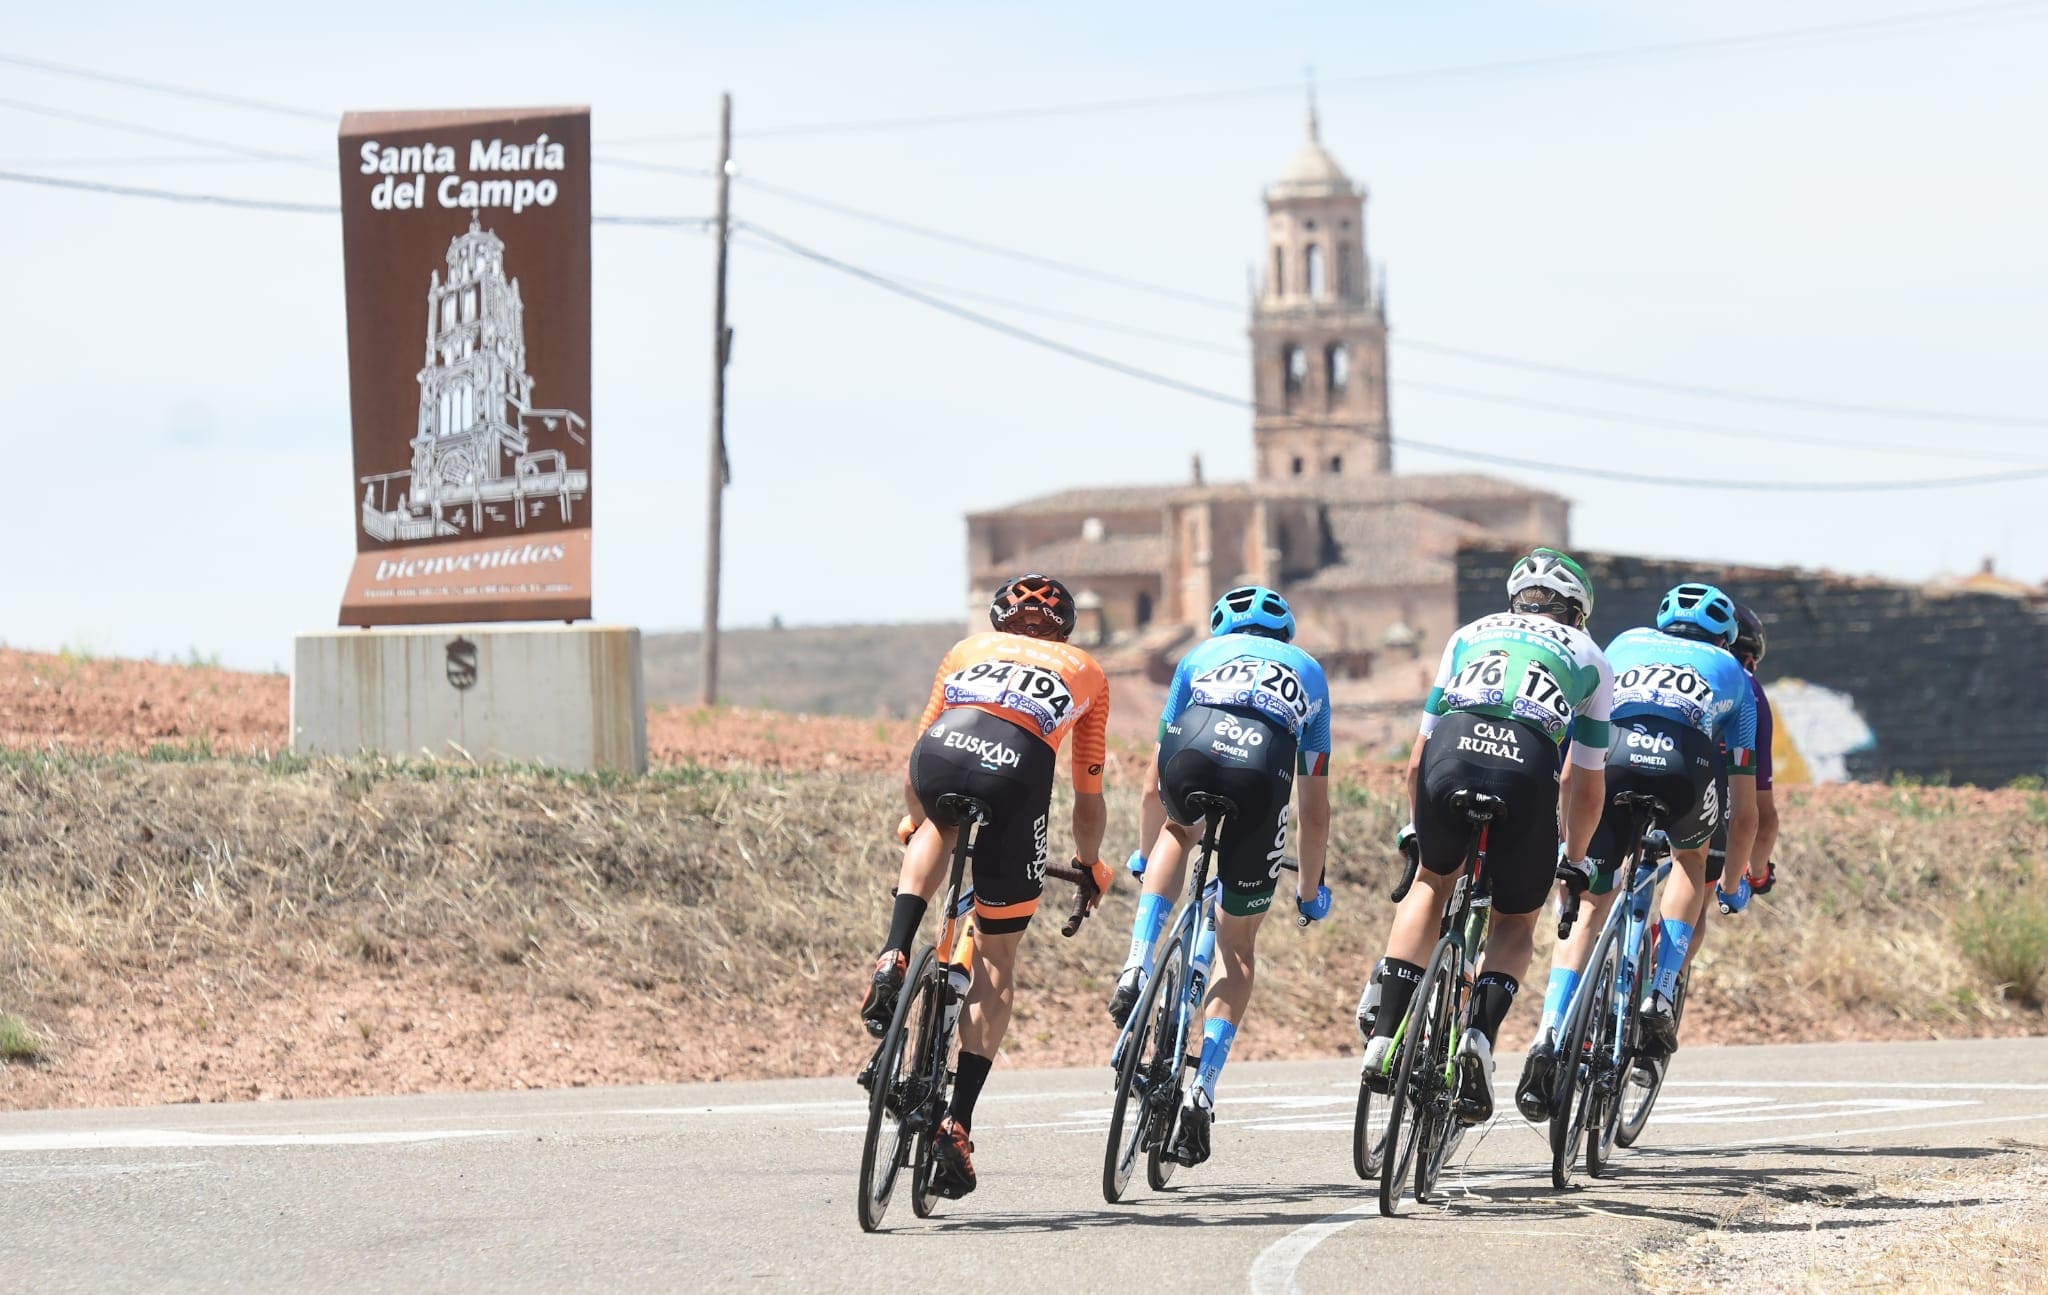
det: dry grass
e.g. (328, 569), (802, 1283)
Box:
(0, 750), (2041, 1107)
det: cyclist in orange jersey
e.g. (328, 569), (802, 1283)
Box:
(861, 573), (1113, 1199)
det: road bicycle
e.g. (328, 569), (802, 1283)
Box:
(1373, 789), (1507, 1217)
(1349, 832), (1425, 1182)
(1102, 791), (1301, 1203)
(855, 793), (1099, 1232)
(1547, 791), (1688, 1188)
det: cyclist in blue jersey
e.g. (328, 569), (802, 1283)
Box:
(1107, 586), (1334, 1168)
(1516, 583), (1760, 1119)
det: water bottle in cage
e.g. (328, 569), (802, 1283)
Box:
(941, 924), (975, 1035)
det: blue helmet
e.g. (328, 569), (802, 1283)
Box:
(1210, 585), (1295, 641)
(1656, 582), (1739, 647)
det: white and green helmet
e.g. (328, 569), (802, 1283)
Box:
(1506, 548), (1594, 625)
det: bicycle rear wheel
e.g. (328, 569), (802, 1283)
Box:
(1379, 937), (1457, 1217)
(857, 946), (937, 1233)
(1103, 939), (1186, 1203)
(1550, 921), (1618, 1190)
(1616, 962), (1688, 1147)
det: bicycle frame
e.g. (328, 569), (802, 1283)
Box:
(1600, 839), (1670, 1075)
(1562, 807), (1670, 1076)
(1109, 815), (1224, 1080)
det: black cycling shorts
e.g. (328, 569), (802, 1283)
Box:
(1588, 717), (1726, 880)
(908, 708), (1055, 935)
(1704, 769), (1741, 883)
(1415, 710), (1561, 916)
(1157, 705), (1297, 918)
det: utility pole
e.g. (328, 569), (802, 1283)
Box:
(700, 92), (732, 708)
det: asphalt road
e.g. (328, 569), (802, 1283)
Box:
(0, 1037), (2043, 1292)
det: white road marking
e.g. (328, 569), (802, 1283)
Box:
(625, 1088), (1105, 1117)
(0, 1129), (500, 1152)
(1244, 1107), (2048, 1294)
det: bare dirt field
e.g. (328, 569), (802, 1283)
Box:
(0, 648), (2042, 1112)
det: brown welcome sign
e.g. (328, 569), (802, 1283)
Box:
(335, 106), (593, 625)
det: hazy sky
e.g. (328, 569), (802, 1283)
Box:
(6, 1), (2045, 669)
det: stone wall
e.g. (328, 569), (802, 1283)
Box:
(1456, 546), (2048, 786)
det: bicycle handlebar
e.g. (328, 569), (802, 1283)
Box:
(1390, 839), (1421, 904)
(1041, 862), (1102, 939)
(1557, 883), (1583, 941)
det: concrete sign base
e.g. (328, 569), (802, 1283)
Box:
(291, 625), (646, 773)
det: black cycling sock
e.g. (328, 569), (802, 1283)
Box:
(883, 893), (928, 957)
(1372, 959), (1425, 1039)
(1472, 971), (1520, 1043)
(948, 1051), (994, 1132)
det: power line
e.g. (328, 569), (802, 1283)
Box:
(740, 171), (2048, 431)
(0, 168), (713, 228)
(607, 1), (2048, 143)
(592, 156), (718, 179)
(0, 51), (334, 121)
(0, 95), (325, 168)
(1397, 378), (2048, 465)
(740, 229), (2043, 464)
(1398, 339), (2048, 431)
(740, 174), (1240, 310)
(736, 220), (2048, 494)
(0, 152), (277, 169)
(0, 168), (335, 213)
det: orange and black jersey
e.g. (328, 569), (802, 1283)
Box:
(917, 632), (1111, 793)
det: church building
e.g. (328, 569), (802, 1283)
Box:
(966, 108), (1567, 664)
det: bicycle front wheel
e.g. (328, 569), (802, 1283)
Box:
(1550, 920), (1619, 1190)
(857, 946), (938, 1233)
(1103, 938), (1186, 1204)
(1582, 934), (1627, 1178)
(1379, 937), (1458, 1217)
(1351, 1069), (1385, 1182)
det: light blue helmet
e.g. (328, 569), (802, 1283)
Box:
(1656, 582), (1739, 647)
(1210, 585), (1295, 642)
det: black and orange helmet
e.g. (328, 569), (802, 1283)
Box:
(989, 573), (1078, 641)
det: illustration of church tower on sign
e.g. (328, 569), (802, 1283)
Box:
(1250, 99), (1391, 479)
(360, 217), (587, 543)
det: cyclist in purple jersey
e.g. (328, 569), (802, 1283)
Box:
(1715, 608), (1779, 912)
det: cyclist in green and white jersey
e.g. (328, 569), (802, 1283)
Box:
(1357, 548), (1615, 1121)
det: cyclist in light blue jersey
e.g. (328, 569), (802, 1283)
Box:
(1107, 586), (1334, 1167)
(1518, 582), (1760, 1117)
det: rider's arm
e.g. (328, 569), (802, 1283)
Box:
(1561, 760), (1605, 860)
(903, 646), (962, 829)
(1069, 670), (1111, 867)
(1072, 791), (1107, 869)
(1721, 670), (1761, 887)
(1410, 633), (1460, 820)
(1295, 771), (1330, 895)
(1405, 732), (1428, 823)
(1750, 789), (1778, 881)
(1725, 774), (1759, 887)
(1138, 744), (1166, 857)
(1748, 688), (1779, 882)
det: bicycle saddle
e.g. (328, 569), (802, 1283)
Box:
(933, 793), (994, 825)
(1185, 790), (1239, 820)
(1611, 791), (1670, 821)
(1448, 790), (1505, 823)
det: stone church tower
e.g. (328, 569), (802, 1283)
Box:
(1250, 103), (1391, 480)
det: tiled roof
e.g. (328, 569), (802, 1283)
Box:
(972, 471), (1562, 518)
(974, 533), (1172, 580)
(1287, 502), (1488, 591)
